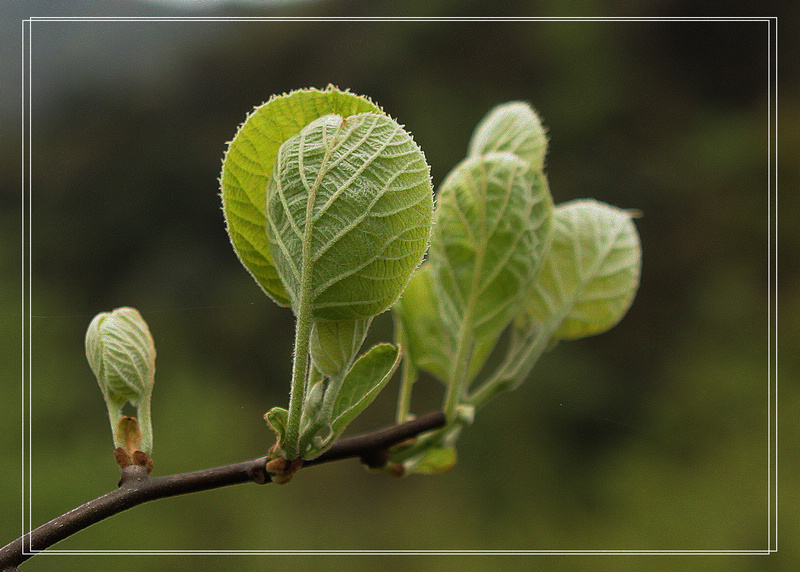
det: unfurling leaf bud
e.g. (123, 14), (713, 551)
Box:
(86, 307), (156, 457)
(266, 111), (434, 321)
(467, 101), (548, 173)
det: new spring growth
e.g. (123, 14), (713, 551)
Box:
(221, 86), (433, 461)
(86, 307), (156, 466)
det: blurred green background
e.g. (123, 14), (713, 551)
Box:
(2, 1), (798, 571)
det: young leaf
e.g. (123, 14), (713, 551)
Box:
(309, 318), (372, 379)
(329, 343), (401, 442)
(393, 264), (498, 389)
(220, 86), (383, 306)
(297, 378), (330, 451)
(85, 307), (156, 455)
(430, 152), (553, 381)
(86, 307), (155, 409)
(467, 101), (548, 173)
(265, 407), (289, 445)
(392, 264), (450, 383)
(267, 112), (433, 321)
(405, 445), (457, 475)
(525, 199), (641, 340)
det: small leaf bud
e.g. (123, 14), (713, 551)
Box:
(86, 307), (156, 456)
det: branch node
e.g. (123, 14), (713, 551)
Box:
(0, 410), (446, 570)
(118, 464), (151, 487)
(247, 462), (271, 485)
(132, 451), (154, 474)
(359, 447), (390, 469)
(265, 457), (303, 485)
(114, 448), (153, 474)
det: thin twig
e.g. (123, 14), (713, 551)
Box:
(0, 411), (445, 570)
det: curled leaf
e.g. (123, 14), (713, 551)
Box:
(265, 407), (289, 446)
(298, 378), (330, 451)
(309, 318), (372, 379)
(525, 199), (641, 340)
(85, 307), (155, 407)
(267, 112), (433, 321)
(467, 101), (548, 172)
(330, 343), (401, 439)
(300, 343), (401, 459)
(85, 307), (156, 455)
(220, 86), (383, 306)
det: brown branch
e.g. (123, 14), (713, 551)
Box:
(0, 411), (445, 570)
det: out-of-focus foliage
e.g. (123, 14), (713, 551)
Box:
(2, 1), (797, 570)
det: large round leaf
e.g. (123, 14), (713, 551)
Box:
(220, 86), (382, 306)
(267, 112), (433, 320)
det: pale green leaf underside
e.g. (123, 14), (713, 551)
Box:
(467, 101), (548, 173)
(330, 343), (400, 438)
(220, 86), (382, 306)
(85, 307), (155, 407)
(267, 112), (433, 320)
(430, 152), (553, 349)
(525, 199), (641, 340)
(309, 317), (371, 378)
(394, 264), (496, 385)
(392, 264), (450, 382)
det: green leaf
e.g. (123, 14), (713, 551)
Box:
(330, 343), (401, 441)
(267, 112), (433, 321)
(309, 318), (372, 379)
(85, 307), (156, 408)
(406, 446), (457, 475)
(430, 152), (553, 381)
(220, 86), (383, 306)
(85, 306), (157, 455)
(394, 264), (497, 385)
(525, 199), (641, 340)
(298, 378), (330, 451)
(467, 101), (548, 173)
(297, 343), (400, 460)
(392, 264), (450, 382)
(265, 407), (289, 444)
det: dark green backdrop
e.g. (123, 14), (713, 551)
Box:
(2, 1), (797, 571)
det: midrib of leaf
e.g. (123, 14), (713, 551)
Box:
(309, 120), (395, 261)
(471, 167), (536, 331)
(437, 157), (550, 420)
(305, 119), (427, 307)
(445, 159), (535, 388)
(284, 116), (347, 459)
(443, 162), (490, 419)
(310, 118), (388, 221)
